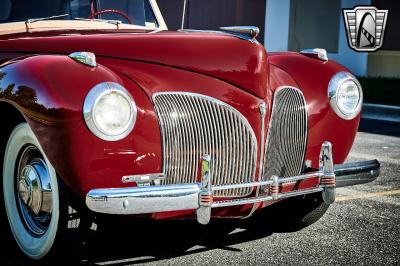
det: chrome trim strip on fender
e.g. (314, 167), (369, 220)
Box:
(69, 51), (97, 67)
(300, 48), (328, 61)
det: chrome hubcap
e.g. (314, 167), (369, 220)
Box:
(16, 146), (53, 237)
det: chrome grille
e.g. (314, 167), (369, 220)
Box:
(153, 93), (257, 197)
(262, 87), (308, 181)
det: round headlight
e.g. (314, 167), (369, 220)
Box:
(328, 72), (363, 120)
(83, 82), (137, 141)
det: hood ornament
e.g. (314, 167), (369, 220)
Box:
(179, 26), (260, 43)
(219, 26), (260, 42)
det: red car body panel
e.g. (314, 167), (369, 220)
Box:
(0, 30), (269, 98)
(0, 30), (360, 219)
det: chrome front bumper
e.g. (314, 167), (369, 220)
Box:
(86, 142), (380, 224)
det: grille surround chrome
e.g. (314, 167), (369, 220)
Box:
(153, 92), (258, 197)
(262, 86), (308, 184)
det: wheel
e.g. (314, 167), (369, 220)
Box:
(2, 123), (91, 260)
(260, 193), (329, 232)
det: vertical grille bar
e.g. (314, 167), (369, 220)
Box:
(153, 92), (257, 197)
(262, 87), (308, 183)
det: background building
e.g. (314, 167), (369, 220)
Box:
(158, 0), (400, 78)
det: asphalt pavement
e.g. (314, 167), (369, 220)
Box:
(1, 117), (399, 265)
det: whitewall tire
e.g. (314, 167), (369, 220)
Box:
(3, 123), (59, 260)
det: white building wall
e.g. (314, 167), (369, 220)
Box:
(264, 0), (291, 51)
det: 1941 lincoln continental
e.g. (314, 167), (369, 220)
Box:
(0, 0), (380, 260)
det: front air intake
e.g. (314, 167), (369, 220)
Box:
(262, 87), (308, 182)
(153, 92), (257, 197)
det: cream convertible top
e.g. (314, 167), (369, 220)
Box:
(0, 20), (159, 35)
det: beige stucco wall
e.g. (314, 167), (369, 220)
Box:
(367, 50), (400, 78)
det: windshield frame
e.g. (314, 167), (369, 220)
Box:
(147, 0), (167, 30)
(0, 0), (168, 31)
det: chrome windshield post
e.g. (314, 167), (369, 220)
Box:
(196, 154), (213, 225)
(319, 141), (336, 204)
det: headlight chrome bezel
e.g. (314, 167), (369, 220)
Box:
(328, 71), (363, 120)
(83, 82), (137, 141)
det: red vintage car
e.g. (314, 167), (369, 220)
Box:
(0, 0), (380, 260)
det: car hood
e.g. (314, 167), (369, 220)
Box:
(0, 30), (268, 98)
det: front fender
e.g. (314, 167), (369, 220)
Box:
(269, 53), (360, 168)
(0, 55), (162, 196)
